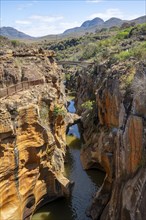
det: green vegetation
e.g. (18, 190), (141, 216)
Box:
(115, 50), (131, 61)
(120, 66), (136, 88)
(11, 40), (21, 47)
(34, 23), (146, 65)
(81, 100), (95, 110)
(53, 105), (66, 117)
(65, 73), (71, 81)
(115, 27), (132, 40)
(114, 41), (146, 61)
(82, 43), (98, 59)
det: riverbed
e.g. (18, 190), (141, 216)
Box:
(32, 100), (105, 220)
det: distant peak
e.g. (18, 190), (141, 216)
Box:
(0, 26), (34, 39)
(81, 17), (104, 28)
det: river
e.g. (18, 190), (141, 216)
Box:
(32, 100), (105, 220)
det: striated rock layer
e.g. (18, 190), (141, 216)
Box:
(75, 61), (146, 219)
(0, 49), (70, 220)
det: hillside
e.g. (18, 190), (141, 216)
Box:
(62, 15), (146, 35)
(0, 27), (34, 40)
(43, 23), (146, 65)
(0, 15), (145, 40)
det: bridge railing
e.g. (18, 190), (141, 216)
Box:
(56, 60), (95, 66)
(0, 78), (45, 99)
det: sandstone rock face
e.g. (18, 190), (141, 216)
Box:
(75, 61), (146, 219)
(0, 49), (70, 220)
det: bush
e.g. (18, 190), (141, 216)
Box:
(131, 41), (146, 59)
(129, 23), (146, 37)
(11, 40), (20, 47)
(65, 73), (71, 81)
(53, 105), (66, 117)
(114, 50), (132, 61)
(82, 43), (98, 59)
(115, 29), (132, 40)
(81, 100), (95, 110)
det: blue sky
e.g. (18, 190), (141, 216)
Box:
(1, 0), (146, 37)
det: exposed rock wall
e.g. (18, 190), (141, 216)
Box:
(75, 61), (146, 219)
(0, 49), (70, 220)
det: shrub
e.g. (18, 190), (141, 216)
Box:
(115, 29), (131, 40)
(53, 105), (66, 117)
(11, 40), (20, 47)
(65, 73), (71, 81)
(114, 50), (132, 61)
(120, 67), (136, 88)
(115, 41), (146, 61)
(131, 41), (146, 59)
(81, 100), (95, 110)
(129, 23), (146, 37)
(82, 43), (98, 59)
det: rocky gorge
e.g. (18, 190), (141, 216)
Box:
(0, 48), (74, 220)
(74, 60), (146, 220)
(0, 36), (146, 220)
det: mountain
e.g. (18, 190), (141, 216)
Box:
(0, 27), (34, 40)
(0, 15), (145, 40)
(81, 17), (104, 28)
(103, 17), (123, 28)
(130, 15), (146, 25)
(63, 15), (146, 35)
(63, 17), (104, 35)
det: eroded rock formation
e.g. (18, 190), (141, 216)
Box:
(75, 61), (146, 219)
(0, 49), (71, 220)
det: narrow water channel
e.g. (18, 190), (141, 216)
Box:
(32, 100), (105, 220)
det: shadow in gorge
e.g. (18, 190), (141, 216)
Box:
(86, 169), (105, 189)
(32, 197), (74, 220)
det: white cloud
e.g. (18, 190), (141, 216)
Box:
(14, 14), (81, 37)
(88, 8), (143, 21)
(125, 14), (143, 20)
(30, 15), (64, 23)
(15, 20), (31, 25)
(60, 21), (81, 29)
(88, 8), (124, 20)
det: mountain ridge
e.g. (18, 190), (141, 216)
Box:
(63, 15), (146, 35)
(0, 26), (35, 40)
(0, 15), (145, 40)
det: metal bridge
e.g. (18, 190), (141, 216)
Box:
(0, 61), (94, 99)
(56, 60), (94, 67)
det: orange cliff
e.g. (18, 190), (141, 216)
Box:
(75, 61), (146, 220)
(0, 48), (70, 220)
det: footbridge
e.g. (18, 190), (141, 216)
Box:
(56, 60), (94, 68)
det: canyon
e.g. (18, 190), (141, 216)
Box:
(74, 61), (146, 220)
(0, 48), (73, 220)
(0, 41), (146, 220)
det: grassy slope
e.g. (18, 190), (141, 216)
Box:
(39, 23), (146, 64)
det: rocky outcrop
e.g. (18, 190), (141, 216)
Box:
(0, 49), (70, 220)
(75, 61), (146, 219)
